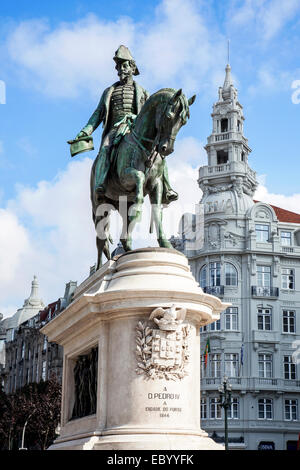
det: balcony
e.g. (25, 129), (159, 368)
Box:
(207, 132), (249, 146)
(199, 161), (256, 181)
(251, 286), (279, 298)
(201, 377), (300, 392)
(203, 285), (224, 297)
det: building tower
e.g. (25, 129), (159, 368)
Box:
(173, 63), (300, 450)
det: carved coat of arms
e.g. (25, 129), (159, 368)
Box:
(135, 305), (191, 381)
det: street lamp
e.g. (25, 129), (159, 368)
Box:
(218, 375), (232, 451)
(19, 410), (35, 450)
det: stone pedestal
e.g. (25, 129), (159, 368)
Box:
(41, 248), (229, 450)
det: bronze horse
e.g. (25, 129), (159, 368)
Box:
(91, 88), (196, 269)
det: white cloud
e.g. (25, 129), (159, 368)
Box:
(5, 0), (226, 99)
(229, 0), (300, 41)
(254, 182), (300, 214)
(0, 209), (30, 283)
(0, 135), (204, 317)
(1, 132), (300, 319)
(247, 63), (295, 95)
(1, 157), (96, 318)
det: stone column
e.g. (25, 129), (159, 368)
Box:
(41, 248), (229, 450)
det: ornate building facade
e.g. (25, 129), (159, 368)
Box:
(0, 277), (77, 393)
(173, 64), (300, 450)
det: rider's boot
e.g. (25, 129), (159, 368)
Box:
(162, 161), (178, 203)
(94, 147), (110, 199)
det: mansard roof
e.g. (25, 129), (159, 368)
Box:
(254, 200), (300, 224)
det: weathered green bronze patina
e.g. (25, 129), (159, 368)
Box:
(69, 46), (196, 269)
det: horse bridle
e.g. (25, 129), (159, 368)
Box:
(129, 95), (183, 170)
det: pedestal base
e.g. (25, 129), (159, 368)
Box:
(42, 248), (228, 451)
(49, 431), (224, 450)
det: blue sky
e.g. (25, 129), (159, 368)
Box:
(1, 0), (300, 317)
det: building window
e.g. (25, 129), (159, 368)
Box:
(281, 231), (292, 246)
(258, 398), (273, 420)
(221, 118), (228, 132)
(42, 361), (46, 381)
(283, 310), (296, 333)
(257, 265), (271, 288)
(256, 224), (270, 242)
(210, 319), (221, 331)
(217, 150), (228, 165)
(225, 353), (239, 377)
(210, 262), (221, 287)
(224, 307), (238, 330)
(210, 353), (221, 378)
(201, 398), (207, 419)
(200, 265), (207, 288)
(258, 353), (273, 378)
(284, 356), (296, 380)
(43, 336), (48, 351)
(282, 268), (295, 290)
(228, 398), (240, 419)
(257, 308), (272, 330)
(225, 263), (238, 286)
(21, 342), (25, 359)
(210, 398), (222, 419)
(284, 400), (298, 421)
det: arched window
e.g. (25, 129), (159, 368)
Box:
(225, 263), (238, 286)
(200, 265), (207, 288)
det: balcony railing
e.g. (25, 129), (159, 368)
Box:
(201, 377), (300, 390)
(251, 286), (279, 297)
(257, 378), (277, 386)
(203, 285), (225, 296)
(199, 161), (256, 180)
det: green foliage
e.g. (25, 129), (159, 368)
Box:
(0, 376), (61, 450)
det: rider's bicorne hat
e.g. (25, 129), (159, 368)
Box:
(113, 45), (140, 76)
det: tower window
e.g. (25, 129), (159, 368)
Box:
(217, 150), (228, 165)
(237, 120), (241, 131)
(221, 118), (228, 132)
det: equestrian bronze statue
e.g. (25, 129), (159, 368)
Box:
(69, 46), (196, 269)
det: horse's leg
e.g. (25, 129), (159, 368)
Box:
(149, 180), (172, 249)
(119, 200), (134, 252)
(94, 210), (112, 270)
(122, 168), (145, 224)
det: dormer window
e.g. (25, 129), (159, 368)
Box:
(217, 150), (228, 165)
(221, 118), (228, 132)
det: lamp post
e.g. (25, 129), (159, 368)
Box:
(19, 410), (35, 450)
(218, 376), (232, 451)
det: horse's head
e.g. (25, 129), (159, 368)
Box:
(156, 89), (196, 156)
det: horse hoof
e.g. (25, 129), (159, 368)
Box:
(121, 239), (132, 252)
(158, 238), (172, 249)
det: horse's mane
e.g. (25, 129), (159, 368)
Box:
(139, 88), (190, 123)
